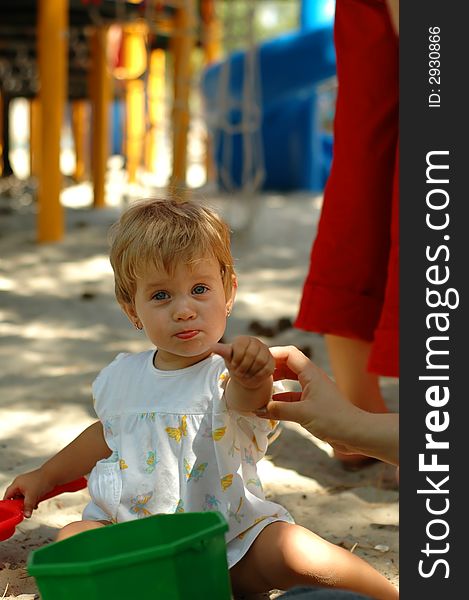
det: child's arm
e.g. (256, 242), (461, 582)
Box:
(3, 420), (111, 517)
(210, 336), (275, 412)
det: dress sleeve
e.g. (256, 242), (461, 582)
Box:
(235, 380), (284, 459)
(216, 374), (284, 462)
(92, 353), (129, 419)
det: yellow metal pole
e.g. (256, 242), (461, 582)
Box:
(145, 48), (165, 173)
(170, 0), (196, 196)
(90, 27), (111, 208)
(201, 0), (222, 65)
(123, 23), (147, 184)
(37, 0), (68, 242)
(29, 98), (41, 178)
(71, 100), (87, 182)
(200, 0), (222, 184)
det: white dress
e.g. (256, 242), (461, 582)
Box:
(83, 351), (293, 567)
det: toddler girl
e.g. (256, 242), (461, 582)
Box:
(4, 199), (397, 599)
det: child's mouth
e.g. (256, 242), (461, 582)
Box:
(175, 330), (199, 340)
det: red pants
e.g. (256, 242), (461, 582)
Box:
(295, 0), (399, 377)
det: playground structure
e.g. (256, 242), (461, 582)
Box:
(201, 0), (335, 193)
(0, 0), (336, 242)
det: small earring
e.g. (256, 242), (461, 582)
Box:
(226, 308), (231, 317)
(134, 321), (143, 331)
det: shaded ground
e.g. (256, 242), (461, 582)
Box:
(0, 190), (398, 598)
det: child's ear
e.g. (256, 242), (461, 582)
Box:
(226, 275), (237, 316)
(122, 302), (142, 330)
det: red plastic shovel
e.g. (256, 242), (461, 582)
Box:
(0, 477), (88, 541)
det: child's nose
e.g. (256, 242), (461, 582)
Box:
(173, 298), (196, 320)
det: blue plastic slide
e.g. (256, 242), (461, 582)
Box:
(200, 1), (336, 192)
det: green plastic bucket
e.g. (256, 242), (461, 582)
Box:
(28, 512), (232, 600)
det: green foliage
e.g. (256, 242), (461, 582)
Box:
(216, 1), (300, 54)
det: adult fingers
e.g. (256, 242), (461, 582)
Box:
(270, 346), (312, 381)
(257, 397), (304, 423)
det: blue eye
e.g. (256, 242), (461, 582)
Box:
(192, 285), (208, 295)
(153, 290), (169, 301)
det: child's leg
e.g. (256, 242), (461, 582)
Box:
(55, 519), (111, 542)
(230, 522), (398, 600)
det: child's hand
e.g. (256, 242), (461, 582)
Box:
(210, 336), (275, 390)
(3, 468), (56, 518)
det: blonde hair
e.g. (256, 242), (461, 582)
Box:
(109, 198), (236, 305)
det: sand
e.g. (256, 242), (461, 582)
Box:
(0, 187), (398, 599)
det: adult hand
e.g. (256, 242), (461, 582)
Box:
(263, 346), (356, 446)
(259, 346), (399, 466)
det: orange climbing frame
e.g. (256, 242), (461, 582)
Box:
(89, 27), (111, 207)
(37, 0), (68, 242)
(170, 0), (196, 196)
